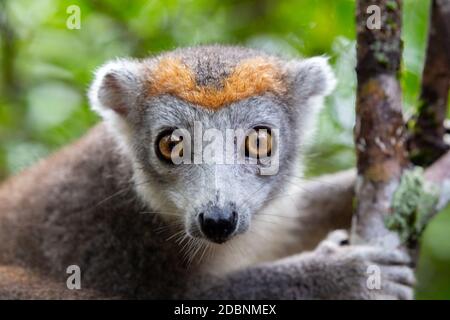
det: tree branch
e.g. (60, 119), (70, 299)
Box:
(307, 150), (450, 221)
(424, 150), (450, 210)
(408, 0), (450, 166)
(352, 0), (409, 248)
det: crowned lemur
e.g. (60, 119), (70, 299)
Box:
(0, 45), (414, 299)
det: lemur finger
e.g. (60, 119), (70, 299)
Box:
(353, 247), (411, 265)
(316, 230), (350, 253)
(372, 250), (411, 265)
(382, 282), (414, 300)
(374, 294), (396, 300)
(381, 266), (416, 286)
(325, 229), (349, 246)
(316, 240), (339, 254)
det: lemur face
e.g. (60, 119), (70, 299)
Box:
(90, 45), (335, 244)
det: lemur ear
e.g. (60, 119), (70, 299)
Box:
(286, 57), (337, 99)
(89, 59), (144, 117)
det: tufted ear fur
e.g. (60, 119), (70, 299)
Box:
(88, 59), (145, 118)
(285, 57), (337, 99)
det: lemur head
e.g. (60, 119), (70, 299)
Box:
(89, 45), (335, 244)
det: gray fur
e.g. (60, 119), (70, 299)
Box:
(0, 45), (413, 299)
(169, 45), (265, 88)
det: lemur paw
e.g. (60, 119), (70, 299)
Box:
(314, 229), (415, 300)
(316, 229), (350, 253)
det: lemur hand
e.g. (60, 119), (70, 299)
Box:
(306, 229), (415, 299)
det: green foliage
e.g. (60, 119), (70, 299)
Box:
(0, 0), (449, 299)
(416, 205), (450, 299)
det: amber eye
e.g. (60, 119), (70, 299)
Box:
(157, 131), (184, 162)
(245, 127), (273, 159)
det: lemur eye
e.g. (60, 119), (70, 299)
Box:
(245, 127), (273, 159)
(156, 131), (184, 162)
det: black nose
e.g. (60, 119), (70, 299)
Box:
(199, 206), (238, 243)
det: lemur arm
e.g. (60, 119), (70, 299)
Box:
(0, 230), (413, 300)
(0, 232), (413, 300)
(186, 230), (414, 300)
(286, 169), (356, 252)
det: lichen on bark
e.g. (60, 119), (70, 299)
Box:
(386, 167), (439, 246)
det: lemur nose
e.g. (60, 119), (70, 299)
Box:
(198, 206), (238, 243)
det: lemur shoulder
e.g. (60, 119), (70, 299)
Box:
(0, 45), (414, 299)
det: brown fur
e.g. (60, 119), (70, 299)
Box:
(148, 57), (286, 109)
(0, 265), (108, 299)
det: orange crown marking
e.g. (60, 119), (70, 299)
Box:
(147, 57), (286, 109)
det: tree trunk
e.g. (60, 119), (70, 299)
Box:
(352, 0), (409, 248)
(408, 0), (450, 166)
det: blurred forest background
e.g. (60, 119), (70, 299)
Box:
(0, 0), (449, 298)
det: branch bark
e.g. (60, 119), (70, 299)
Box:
(299, 151), (450, 239)
(424, 150), (450, 210)
(408, 0), (450, 166)
(352, 0), (409, 248)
